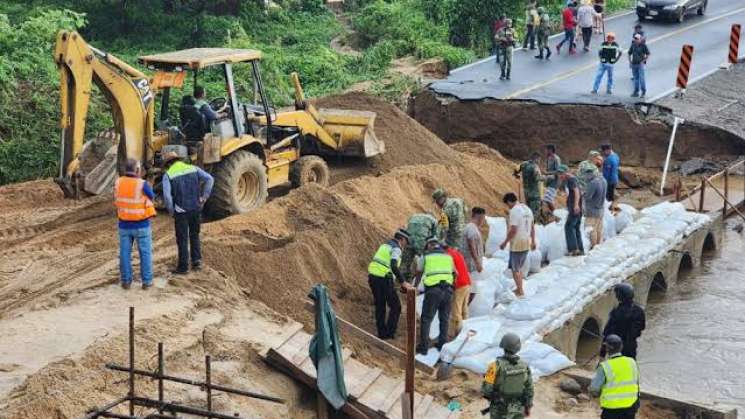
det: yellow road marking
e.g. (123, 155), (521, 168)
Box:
(504, 5), (745, 99)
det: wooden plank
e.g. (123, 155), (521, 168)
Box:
(378, 380), (406, 415)
(275, 322), (305, 347)
(343, 359), (382, 398)
(358, 374), (400, 413)
(298, 348), (353, 378)
(421, 402), (451, 419)
(304, 301), (435, 375)
(275, 330), (309, 364)
(266, 348), (374, 419)
(414, 394), (432, 415)
(265, 348), (315, 388)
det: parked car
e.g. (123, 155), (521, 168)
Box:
(636, 0), (707, 22)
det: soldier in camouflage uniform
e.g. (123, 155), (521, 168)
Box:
(481, 333), (533, 419)
(577, 150), (602, 192)
(514, 152), (543, 218)
(400, 213), (440, 282)
(432, 188), (466, 253)
(494, 19), (517, 80)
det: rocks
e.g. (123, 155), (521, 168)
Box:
(679, 158), (720, 176)
(564, 397), (579, 407)
(620, 168), (644, 188)
(559, 377), (582, 395)
(577, 393), (590, 402)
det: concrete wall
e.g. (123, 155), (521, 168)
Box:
(542, 218), (723, 360)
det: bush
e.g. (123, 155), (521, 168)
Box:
(0, 9), (90, 185)
(415, 40), (475, 68)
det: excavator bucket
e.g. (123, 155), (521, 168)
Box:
(288, 72), (384, 158)
(316, 109), (385, 158)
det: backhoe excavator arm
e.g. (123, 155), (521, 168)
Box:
(54, 30), (155, 198)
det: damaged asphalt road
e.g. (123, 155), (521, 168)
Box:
(429, 0), (745, 104)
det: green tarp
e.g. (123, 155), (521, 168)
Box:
(309, 284), (348, 410)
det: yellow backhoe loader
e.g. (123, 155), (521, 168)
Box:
(54, 31), (384, 216)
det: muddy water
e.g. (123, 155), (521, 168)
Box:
(639, 219), (745, 412)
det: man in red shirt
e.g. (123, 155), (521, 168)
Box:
(556, 1), (577, 55)
(444, 242), (471, 335)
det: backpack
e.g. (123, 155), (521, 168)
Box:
(496, 358), (529, 399)
(539, 14), (550, 31)
(406, 213), (438, 254)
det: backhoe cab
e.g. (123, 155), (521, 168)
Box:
(54, 31), (384, 217)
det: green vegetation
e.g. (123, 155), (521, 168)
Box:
(0, 0), (632, 185)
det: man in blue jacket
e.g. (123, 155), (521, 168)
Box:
(162, 152), (214, 275)
(601, 144), (620, 205)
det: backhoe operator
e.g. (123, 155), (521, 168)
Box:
(193, 86), (225, 122)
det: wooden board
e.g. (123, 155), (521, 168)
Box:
(304, 301), (435, 375)
(343, 358), (383, 398)
(357, 374), (401, 414)
(265, 327), (454, 419)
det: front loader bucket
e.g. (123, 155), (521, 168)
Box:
(317, 109), (385, 158)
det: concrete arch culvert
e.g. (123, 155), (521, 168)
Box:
(650, 272), (668, 298)
(703, 232), (717, 253)
(575, 316), (602, 365)
(678, 252), (694, 280)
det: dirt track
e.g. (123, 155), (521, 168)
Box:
(0, 94), (672, 418)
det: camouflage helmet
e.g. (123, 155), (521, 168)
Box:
(432, 188), (447, 201)
(505, 18), (513, 26)
(394, 228), (411, 242)
(425, 236), (442, 248)
(499, 333), (521, 354)
(537, 6), (545, 13)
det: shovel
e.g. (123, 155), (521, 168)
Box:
(436, 329), (477, 380)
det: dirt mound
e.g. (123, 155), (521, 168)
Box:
(203, 152), (516, 345)
(315, 93), (458, 181)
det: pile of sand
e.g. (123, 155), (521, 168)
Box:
(202, 143), (518, 349)
(315, 93), (459, 182)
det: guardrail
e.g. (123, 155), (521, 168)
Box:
(675, 159), (745, 221)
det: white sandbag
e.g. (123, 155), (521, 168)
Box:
(544, 222), (568, 262)
(452, 347), (502, 375)
(485, 217), (507, 256)
(614, 206), (635, 234)
(504, 300), (546, 321)
(469, 279), (497, 317)
(528, 249), (542, 273)
(603, 201), (617, 240)
(523, 342), (575, 378)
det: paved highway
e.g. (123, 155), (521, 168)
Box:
(429, 0), (745, 104)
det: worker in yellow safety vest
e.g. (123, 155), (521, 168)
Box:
(590, 334), (640, 419)
(414, 237), (455, 355)
(115, 158), (157, 290)
(368, 229), (412, 340)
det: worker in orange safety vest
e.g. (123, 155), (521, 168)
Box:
(115, 158), (157, 290)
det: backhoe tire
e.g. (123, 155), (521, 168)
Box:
(207, 150), (268, 217)
(291, 155), (330, 188)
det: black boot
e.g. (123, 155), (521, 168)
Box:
(545, 47), (552, 60)
(506, 71), (511, 80)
